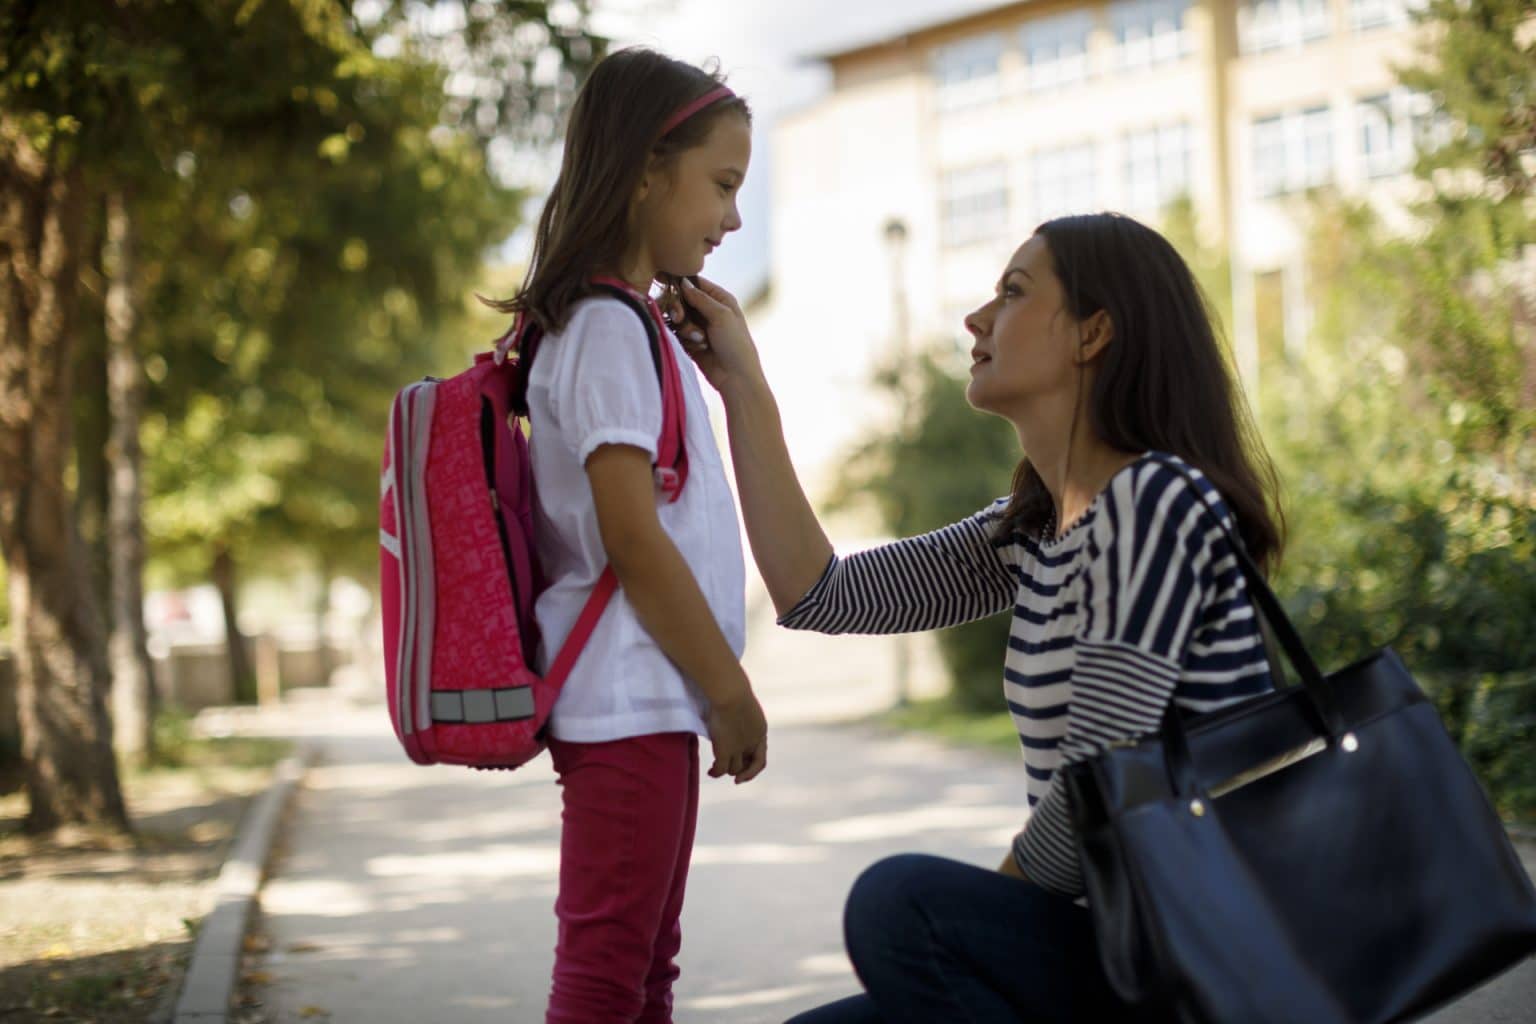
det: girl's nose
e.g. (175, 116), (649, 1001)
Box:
(724, 201), (742, 233)
(964, 307), (987, 339)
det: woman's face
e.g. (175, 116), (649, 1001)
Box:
(964, 234), (1087, 419)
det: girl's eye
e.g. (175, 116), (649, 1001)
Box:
(718, 182), (736, 195)
(1002, 284), (1023, 298)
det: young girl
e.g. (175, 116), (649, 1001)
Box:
(672, 212), (1282, 1022)
(486, 48), (767, 1024)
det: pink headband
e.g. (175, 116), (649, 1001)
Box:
(660, 85), (736, 137)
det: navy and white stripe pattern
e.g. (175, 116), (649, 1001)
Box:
(779, 452), (1273, 898)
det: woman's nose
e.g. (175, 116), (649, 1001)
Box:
(964, 308), (987, 339)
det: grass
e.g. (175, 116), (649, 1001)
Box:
(138, 708), (291, 775)
(877, 696), (1021, 754)
(0, 709), (292, 1022)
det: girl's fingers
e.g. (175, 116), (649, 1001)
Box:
(735, 745), (766, 784)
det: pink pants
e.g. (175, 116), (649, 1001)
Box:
(545, 732), (700, 1024)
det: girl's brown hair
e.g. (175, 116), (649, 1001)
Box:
(1001, 212), (1285, 572)
(484, 48), (751, 335)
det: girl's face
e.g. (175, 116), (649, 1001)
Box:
(964, 234), (1101, 420)
(633, 112), (751, 278)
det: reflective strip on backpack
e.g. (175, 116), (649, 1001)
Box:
(406, 383), (438, 737)
(430, 687), (536, 724)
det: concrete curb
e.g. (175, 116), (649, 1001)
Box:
(173, 744), (313, 1023)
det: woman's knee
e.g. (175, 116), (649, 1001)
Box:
(843, 853), (939, 950)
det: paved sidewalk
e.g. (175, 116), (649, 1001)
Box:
(214, 686), (1032, 1023)
(211, 685), (1534, 1024)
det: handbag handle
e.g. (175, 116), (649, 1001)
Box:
(1160, 461), (1346, 743)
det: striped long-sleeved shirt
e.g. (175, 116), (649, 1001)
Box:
(779, 451), (1274, 897)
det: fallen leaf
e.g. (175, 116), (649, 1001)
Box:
(243, 934), (271, 953)
(242, 970), (274, 986)
(287, 942), (322, 954)
(300, 1006), (330, 1018)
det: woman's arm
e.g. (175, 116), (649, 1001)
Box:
(676, 278), (1016, 631)
(586, 442), (767, 783)
(676, 278), (833, 614)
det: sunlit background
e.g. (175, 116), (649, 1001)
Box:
(0, 1), (1532, 1017)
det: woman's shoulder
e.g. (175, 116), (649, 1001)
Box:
(1099, 451), (1236, 543)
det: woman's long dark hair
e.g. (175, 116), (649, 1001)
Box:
(483, 48), (751, 335)
(1001, 212), (1285, 572)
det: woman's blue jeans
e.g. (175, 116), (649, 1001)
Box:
(785, 853), (1159, 1023)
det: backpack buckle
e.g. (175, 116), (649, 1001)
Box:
(653, 466), (681, 498)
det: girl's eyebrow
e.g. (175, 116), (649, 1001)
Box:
(718, 166), (745, 181)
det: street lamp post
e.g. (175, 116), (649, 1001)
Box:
(883, 216), (913, 709)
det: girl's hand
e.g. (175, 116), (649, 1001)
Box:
(674, 276), (765, 394)
(706, 689), (769, 784)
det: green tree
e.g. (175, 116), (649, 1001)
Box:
(0, 0), (601, 832)
(1263, 0), (1536, 819)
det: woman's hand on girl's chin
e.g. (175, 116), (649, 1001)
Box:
(676, 276), (763, 393)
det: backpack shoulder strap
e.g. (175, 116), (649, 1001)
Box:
(587, 278), (689, 502)
(500, 280), (689, 500)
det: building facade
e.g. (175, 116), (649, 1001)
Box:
(751, 0), (1428, 483)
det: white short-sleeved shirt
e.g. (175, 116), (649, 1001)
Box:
(526, 295), (746, 742)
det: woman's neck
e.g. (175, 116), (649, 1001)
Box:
(1016, 411), (1138, 538)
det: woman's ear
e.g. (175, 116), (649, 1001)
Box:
(1077, 310), (1115, 365)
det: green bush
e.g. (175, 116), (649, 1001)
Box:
(826, 353), (1021, 712)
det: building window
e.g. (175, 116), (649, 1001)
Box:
(1251, 106), (1335, 197)
(1032, 145), (1098, 224)
(1110, 0), (1193, 70)
(1238, 0), (1331, 54)
(1123, 122), (1192, 213)
(1349, 0), (1426, 31)
(941, 162), (1010, 247)
(933, 34), (1004, 110)
(1022, 11), (1094, 91)
(1357, 91), (1432, 177)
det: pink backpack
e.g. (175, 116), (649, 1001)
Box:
(379, 278), (688, 768)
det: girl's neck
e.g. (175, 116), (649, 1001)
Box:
(614, 239), (657, 294)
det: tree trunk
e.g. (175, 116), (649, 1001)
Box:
(104, 189), (156, 763)
(0, 119), (130, 835)
(73, 277), (111, 628)
(211, 542), (254, 703)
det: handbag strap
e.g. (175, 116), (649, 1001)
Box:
(1161, 459), (1345, 740)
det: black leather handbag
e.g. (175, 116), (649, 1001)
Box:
(1062, 474), (1536, 1024)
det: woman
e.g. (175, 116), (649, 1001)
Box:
(675, 211), (1283, 1022)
